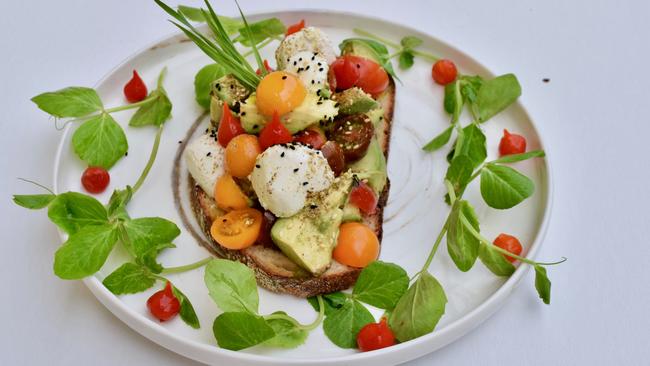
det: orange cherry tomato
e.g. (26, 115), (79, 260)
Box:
(256, 71), (306, 116)
(217, 103), (245, 147)
(214, 174), (250, 211)
(431, 59), (458, 85)
(210, 208), (263, 250)
(493, 233), (523, 263)
(333, 222), (379, 268)
(258, 112), (293, 150)
(285, 19), (305, 36)
(225, 134), (261, 178)
(498, 129), (527, 156)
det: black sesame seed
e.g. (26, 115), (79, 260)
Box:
(206, 152), (211, 157)
(543, 78), (550, 83)
(287, 58), (290, 62)
(312, 80), (316, 84)
(293, 168), (299, 172)
(317, 101), (323, 105)
(178, 140), (182, 144)
(316, 89), (321, 96)
(241, 112), (246, 116)
(253, 124), (258, 129)
(310, 204), (318, 209)
(205, 128), (209, 133)
(302, 182), (308, 186)
(299, 57), (303, 61)
(281, 152), (285, 157)
(230, 84), (234, 89)
(293, 61), (297, 66)
(282, 75), (287, 80)
(124, 151), (128, 156)
(222, 218), (227, 222)
(319, 67), (324, 72)
(305, 65), (310, 70)
(255, 164), (261, 168)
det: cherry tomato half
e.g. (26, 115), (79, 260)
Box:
(258, 112), (293, 150)
(225, 134), (261, 178)
(210, 208), (263, 250)
(293, 126), (327, 149)
(354, 57), (389, 97)
(498, 129), (527, 156)
(349, 181), (378, 215)
(320, 141), (346, 176)
(217, 103), (245, 147)
(330, 57), (360, 90)
(124, 70), (148, 103)
(330, 114), (374, 162)
(431, 59), (458, 85)
(285, 19), (305, 36)
(147, 282), (180, 322)
(214, 174), (251, 211)
(256, 71), (306, 116)
(333, 222), (379, 268)
(357, 318), (396, 352)
(493, 233), (523, 263)
(81, 166), (110, 194)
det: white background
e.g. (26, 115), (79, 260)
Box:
(1, 0), (649, 365)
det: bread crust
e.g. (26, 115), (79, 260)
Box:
(190, 79), (395, 297)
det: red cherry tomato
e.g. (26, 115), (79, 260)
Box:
(147, 282), (180, 322)
(349, 181), (378, 215)
(256, 210), (277, 248)
(123, 70), (148, 103)
(255, 59), (274, 75)
(258, 112), (293, 150)
(293, 126), (326, 149)
(330, 57), (360, 90)
(431, 59), (458, 85)
(357, 318), (396, 352)
(217, 103), (245, 147)
(81, 166), (110, 194)
(493, 233), (523, 263)
(498, 129), (527, 156)
(320, 141), (346, 176)
(285, 19), (305, 36)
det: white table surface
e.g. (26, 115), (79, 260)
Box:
(1, 0), (649, 365)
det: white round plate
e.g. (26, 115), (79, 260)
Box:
(53, 10), (551, 366)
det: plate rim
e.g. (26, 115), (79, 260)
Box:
(51, 8), (554, 366)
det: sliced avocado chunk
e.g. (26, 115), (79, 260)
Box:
(211, 74), (250, 107)
(349, 138), (387, 194)
(365, 107), (387, 147)
(342, 203), (362, 222)
(271, 172), (354, 275)
(335, 87), (379, 115)
(340, 39), (384, 64)
(240, 93), (339, 134)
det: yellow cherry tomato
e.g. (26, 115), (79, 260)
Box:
(256, 71), (306, 116)
(333, 222), (379, 268)
(210, 208), (262, 250)
(225, 134), (261, 178)
(214, 174), (250, 211)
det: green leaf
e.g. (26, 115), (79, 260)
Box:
(339, 38), (398, 79)
(480, 164), (534, 209)
(47, 192), (108, 235)
(72, 112), (128, 169)
(353, 261), (409, 310)
(491, 150), (545, 164)
(475, 74), (521, 122)
(31, 87), (103, 118)
(400, 36), (423, 49)
(444, 80), (463, 123)
(107, 186), (133, 216)
(54, 224), (119, 279)
(322, 299), (374, 348)
(398, 51), (414, 69)
(307, 293), (347, 316)
(459, 75), (483, 104)
(534, 265), (551, 304)
(102, 263), (156, 295)
(204, 259), (259, 313)
(478, 243), (516, 276)
(121, 217), (181, 258)
(213, 312), (275, 351)
(194, 64), (226, 109)
(454, 123), (486, 169)
(388, 271), (447, 342)
(172, 285), (201, 329)
(129, 91), (172, 127)
(262, 312), (308, 348)
(139, 242), (176, 274)
(446, 200), (480, 271)
(234, 18), (286, 46)
(445, 155), (474, 200)
(422, 125), (454, 152)
(13, 194), (56, 209)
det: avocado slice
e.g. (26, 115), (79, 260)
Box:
(271, 172), (354, 275)
(209, 74), (250, 125)
(342, 203), (362, 222)
(335, 87), (379, 115)
(240, 93), (339, 134)
(348, 138), (387, 194)
(340, 39), (384, 64)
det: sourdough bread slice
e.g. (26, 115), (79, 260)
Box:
(190, 79), (395, 297)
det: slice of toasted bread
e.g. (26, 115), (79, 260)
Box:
(190, 79), (395, 297)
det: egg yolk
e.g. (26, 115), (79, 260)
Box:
(256, 71), (306, 116)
